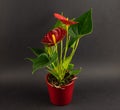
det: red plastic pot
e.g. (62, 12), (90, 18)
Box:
(46, 74), (75, 106)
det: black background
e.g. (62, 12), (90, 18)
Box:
(0, 0), (120, 110)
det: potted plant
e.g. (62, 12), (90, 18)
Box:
(27, 9), (93, 106)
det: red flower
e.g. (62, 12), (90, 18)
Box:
(41, 27), (66, 46)
(54, 13), (78, 25)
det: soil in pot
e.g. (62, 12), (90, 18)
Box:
(48, 72), (74, 86)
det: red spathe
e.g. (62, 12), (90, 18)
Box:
(41, 27), (66, 46)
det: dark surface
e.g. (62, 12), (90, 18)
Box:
(0, 0), (120, 110)
(1, 62), (120, 110)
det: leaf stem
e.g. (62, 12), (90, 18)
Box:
(64, 25), (69, 60)
(71, 38), (80, 58)
(60, 40), (63, 64)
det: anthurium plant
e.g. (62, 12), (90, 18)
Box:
(27, 9), (93, 86)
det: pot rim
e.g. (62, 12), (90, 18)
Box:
(46, 73), (74, 88)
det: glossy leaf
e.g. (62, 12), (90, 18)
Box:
(53, 20), (66, 29)
(47, 69), (59, 80)
(29, 53), (50, 74)
(68, 36), (79, 48)
(29, 47), (45, 56)
(67, 63), (74, 70)
(49, 52), (57, 63)
(69, 67), (82, 75)
(69, 9), (93, 48)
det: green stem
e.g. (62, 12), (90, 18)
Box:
(65, 38), (80, 69)
(64, 25), (69, 60)
(55, 44), (59, 66)
(60, 40), (63, 64)
(71, 38), (80, 58)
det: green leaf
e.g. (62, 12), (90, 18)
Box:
(71, 8), (93, 36)
(68, 63), (74, 70)
(49, 52), (57, 63)
(53, 20), (66, 29)
(27, 51), (58, 74)
(31, 53), (50, 74)
(29, 47), (45, 56)
(68, 36), (80, 48)
(69, 67), (82, 75)
(68, 8), (93, 48)
(47, 69), (59, 80)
